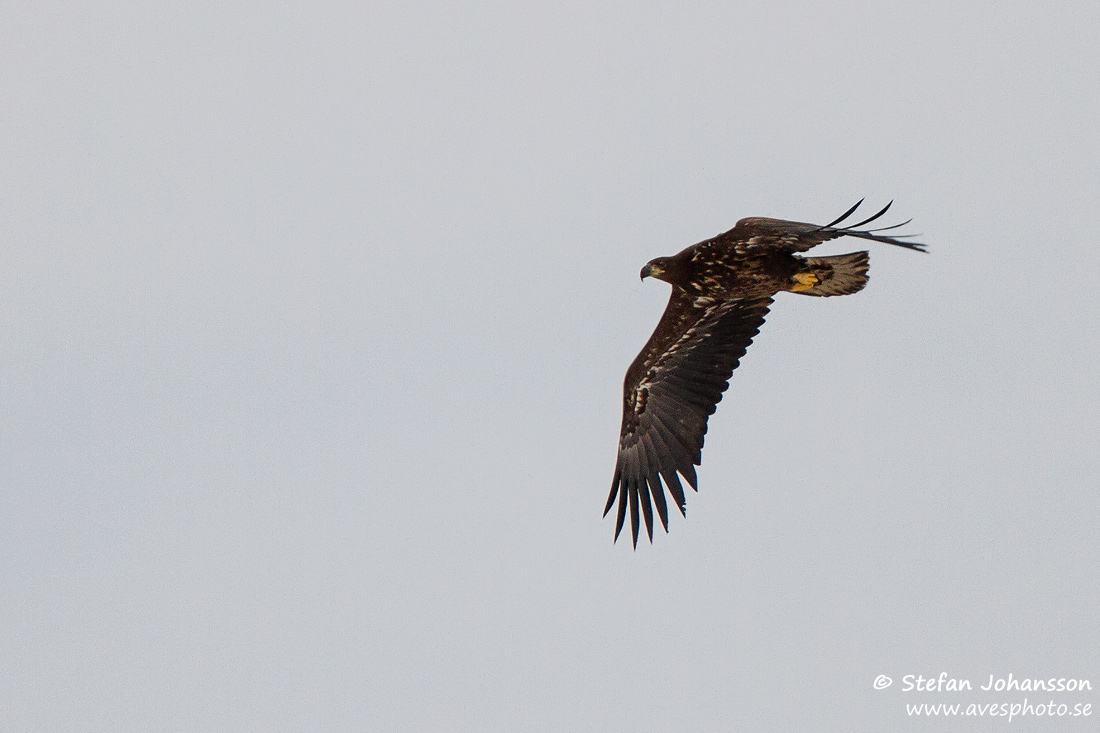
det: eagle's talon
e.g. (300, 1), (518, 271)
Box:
(791, 272), (819, 292)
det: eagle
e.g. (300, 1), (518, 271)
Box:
(606, 201), (926, 546)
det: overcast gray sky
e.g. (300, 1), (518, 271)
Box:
(3, 1), (1099, 731)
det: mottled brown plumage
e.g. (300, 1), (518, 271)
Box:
(606, 201), (926, 546)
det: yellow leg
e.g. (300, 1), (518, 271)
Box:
(791, 272), (819, 292)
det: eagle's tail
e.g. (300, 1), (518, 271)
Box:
(791, 251), (869, 297)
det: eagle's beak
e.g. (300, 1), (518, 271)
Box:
(640, 263), (662, 280)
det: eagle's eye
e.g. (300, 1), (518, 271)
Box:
(641, 260), (667, 280)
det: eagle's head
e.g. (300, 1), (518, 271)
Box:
(640, 257), (673, 282)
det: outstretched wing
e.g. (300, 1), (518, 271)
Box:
(606, 291), (773, 547)
(721, 200), (927, 253)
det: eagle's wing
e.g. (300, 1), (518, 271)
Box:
(721, 200), (927, 253)
(606, 290), (773, 546)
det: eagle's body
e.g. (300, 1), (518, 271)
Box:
(606, 201), (926, 546)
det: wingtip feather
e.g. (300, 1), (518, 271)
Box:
(613, 480), (627, 542)
(845, 200), (893, 230)
(629, 483), (640, 549)
(823, 199), (864, 228)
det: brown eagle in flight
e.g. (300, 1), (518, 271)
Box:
(606, 201), (926, 546)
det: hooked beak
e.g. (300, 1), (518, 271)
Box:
(640, 262), (663, 280)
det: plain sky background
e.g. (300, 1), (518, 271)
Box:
(3, 1), (1099, 731)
